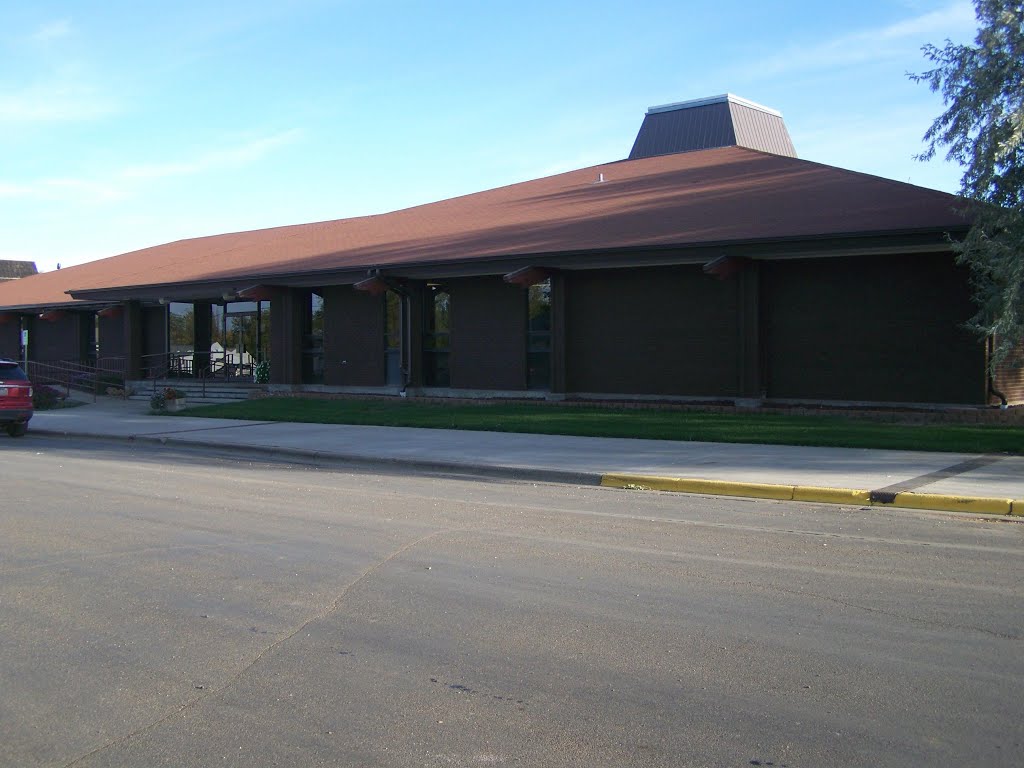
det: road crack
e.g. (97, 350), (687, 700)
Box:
(59, 527), (455, 768)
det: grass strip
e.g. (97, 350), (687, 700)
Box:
(176, 397), (1024, 454)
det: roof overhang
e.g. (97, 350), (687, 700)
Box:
(63, 227), (966, 303)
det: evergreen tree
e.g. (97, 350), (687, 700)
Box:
(912, 0), (1024, 364)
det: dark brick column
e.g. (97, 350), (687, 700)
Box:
(0, 317), (20, 360)
(404, 283), (424, 388)
(32, 311), (89, 363)
(447, 276), (527, 390)
(322, 285), (386, 386)
(98, 309), (126, 360)
(124, 301), (143, 379)
(549, 273), (567, 394)
(270, 289), (303, 385)
(737, 261), (762, 399)
(193, 302), (212, 376)
(78, 311), (96, 362)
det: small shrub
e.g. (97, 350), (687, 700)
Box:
(254, 360), (270, 384)
(150, 392), (166, 411)
(33, 385), (64, 410)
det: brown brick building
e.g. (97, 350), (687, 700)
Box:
(0, 95), (1018, 406)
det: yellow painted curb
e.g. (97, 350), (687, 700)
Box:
(601, 473), (1017, 516)
(793, 486), (872, 505)
(881, 493), (1013, 516)
(600, 474), (795, 500)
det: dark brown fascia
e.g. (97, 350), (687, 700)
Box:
(67, 277), (298, 304)
(65, 227), (965, 304)
(0, 300), (118, 314)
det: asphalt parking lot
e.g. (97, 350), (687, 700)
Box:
(2, 438), (1022, 767)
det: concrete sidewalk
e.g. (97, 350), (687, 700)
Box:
(23, 395), (1024, 516)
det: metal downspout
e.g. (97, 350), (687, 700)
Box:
(987, 336), (1008, 408)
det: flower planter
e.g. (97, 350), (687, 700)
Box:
(165, 398), (187, 412)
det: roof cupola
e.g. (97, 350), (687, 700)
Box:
(628, 94), (797, 160)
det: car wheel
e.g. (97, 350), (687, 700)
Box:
(6, 423), (27, 437)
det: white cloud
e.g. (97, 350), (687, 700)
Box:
(731, 1), (975, 80)
(1, 19), (114, 123)
(121, 129), (303, 180)
(0, 129), (302, 204)
(31, 19), (74, 43)
(878, 3), (975, 39)
(0, 80), (115, 122)
(0, 177), (123, 202)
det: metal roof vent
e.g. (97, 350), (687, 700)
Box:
(628, 93), (797, 160)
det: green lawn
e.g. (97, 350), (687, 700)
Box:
(176, 397), (1024, 454)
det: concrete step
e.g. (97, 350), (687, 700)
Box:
(128, 395), (251, 407)
(127, 379), (264, 404)
(128, 393), (251, 403)
(130, 389), (258, 398)
(128, 388), (259, 397)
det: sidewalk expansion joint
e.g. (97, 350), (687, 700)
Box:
(870, 455), (1006, 496)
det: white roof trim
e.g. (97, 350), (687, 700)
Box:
(647, 94), (783, 118)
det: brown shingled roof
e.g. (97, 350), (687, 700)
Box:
(0, 146), (968, 310)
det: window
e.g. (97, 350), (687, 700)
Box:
(168, 302), (195, 375)
(303, 293), (324, 383)
(168, 303), (194, 354)
(527, 279), (551, 389)
(227, 301), (260, 366)
(385, 291), (401, 351)
(384, 291), (402, 386)
(422, 286), (450, 387)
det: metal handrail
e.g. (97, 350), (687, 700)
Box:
(197, 366), (209, 399)
(207, 349), (256, 380)
(140, 354), (169, 394)
(25, 361), (74, 401)
(140, 351), (195, 381)
(26, 359), (129, 402)
(137, 351), (256, 390)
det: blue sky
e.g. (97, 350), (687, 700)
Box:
(1, 0), (976, 272)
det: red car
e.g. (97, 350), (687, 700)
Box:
(0, 359), (32, 437)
